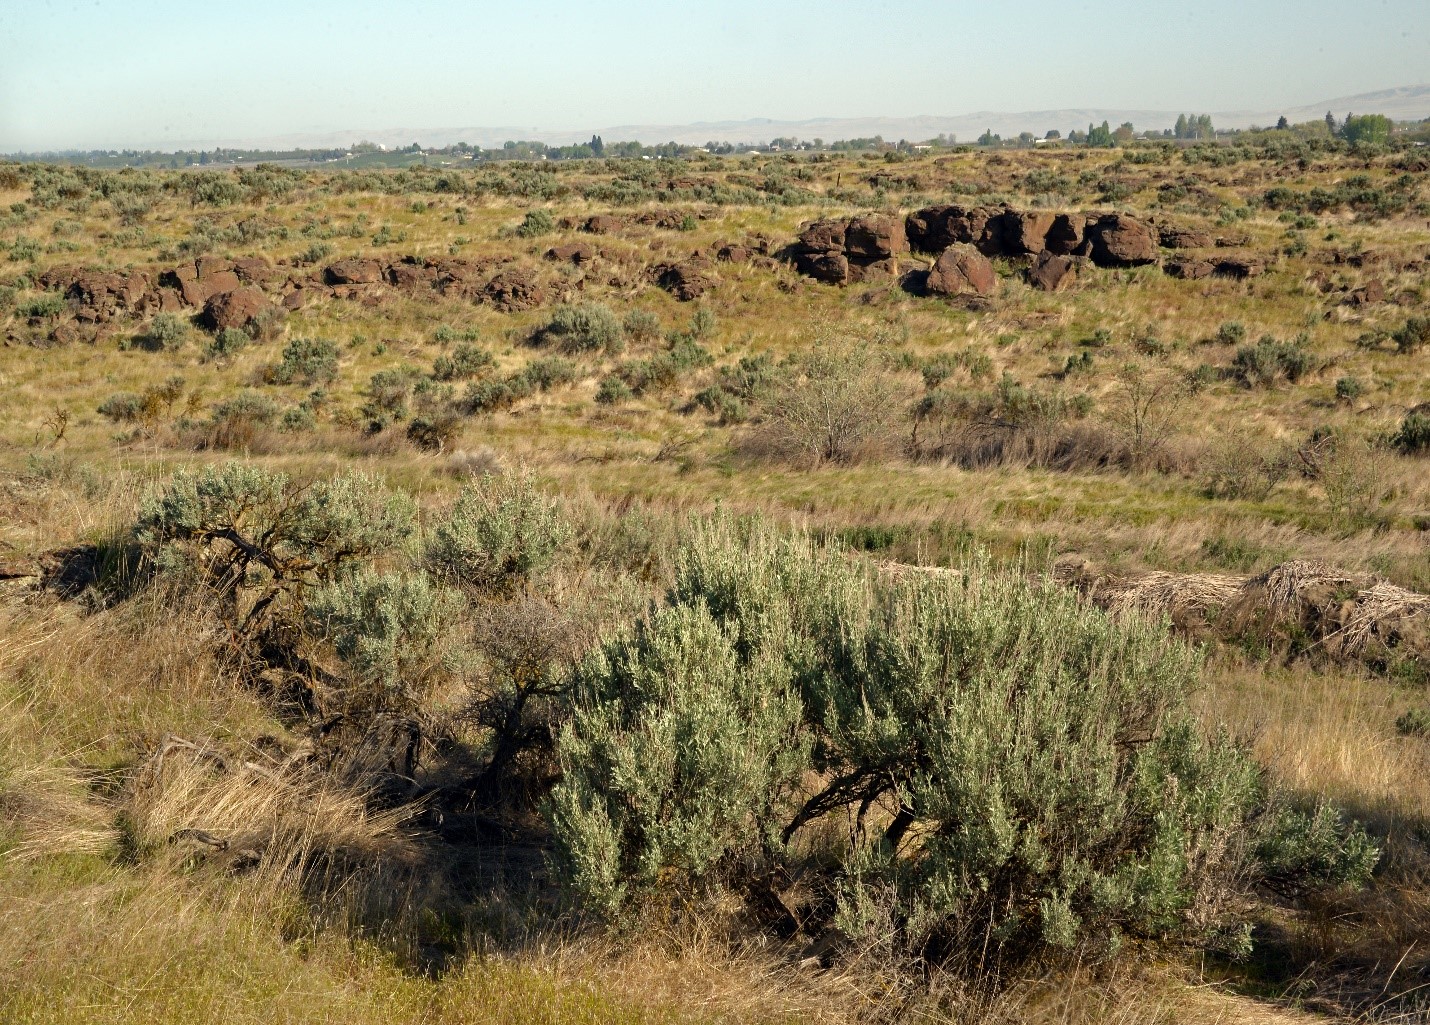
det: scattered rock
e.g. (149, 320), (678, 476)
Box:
(1343, 279), (1386, 306)
(906, 205), (996, 253)
(792, 215), (905, 284)
(1159, 226), (1214, 249)
(1213, 255), (1264, 279)
(161, 261), (240, 306)
(387, 258), (438, 290)
(926, 244), (998, 297)
(1164, 259), (1215, 280)
(583, 214), (624, 234)
(202, 286), (273, 333)
(1044, 214), (1088, 255)
(545, 243), (595, 265)
(232, 257), (277, 286)
(1026, 250), (1078, 291)
(653, 261), (715, 301)
(483, 268), (545, 312)
(1002, 211), (1057, 256)
(325, 258), (384, 285)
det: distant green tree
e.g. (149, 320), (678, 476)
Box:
(1341, 114), (1392, 147)
(1087, 121), (1115, 147)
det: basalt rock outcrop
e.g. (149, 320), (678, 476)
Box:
(790, 214), (907, 285)
(1081, 214), (1159, 267)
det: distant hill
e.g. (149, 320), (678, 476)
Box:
(27, 85), (1430, 154)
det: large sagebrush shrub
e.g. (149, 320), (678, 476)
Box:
(136, 462), (415, 634)
(544, 517), (1374, 969)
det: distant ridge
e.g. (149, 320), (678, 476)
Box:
(18, 85), (1430, 154)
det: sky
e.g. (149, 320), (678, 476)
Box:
(1, 0), (1427, 151)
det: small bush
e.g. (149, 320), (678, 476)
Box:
(306, 569), (459, 713)
(136, 463), (415, 635)
(1334, 376), (1364, 403)
(622, 309), (661, 343)
(1254, 803), (1380, 898)
(18, 292), (66, 319)
(426, 470), (573, 594)
(205, 391), (281, 449)
(515, 209), (555, 237)
(205, 327), (250, 360)
(1233, 335), (1316, 387)
(1392, 316), (1430, 356)
(406, 414), (462, 452)
(97, 392), (145, 423)
(268, 336), (339, 386)
(1392, 410), (1430, 455)
(1395, 707), (1430, 737)
(432, 343), (494, 381)
(137, 312), (190, 352)
(545, 519), (1348, 969)
(535, 303), (624, 355)
(594, 376), (633, 405)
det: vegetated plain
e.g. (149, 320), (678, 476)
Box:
(0, 129), (1428, 1024)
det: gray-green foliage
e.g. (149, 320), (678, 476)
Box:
(537, 303), (624, 355)
(307, 569), (459, 712)
(140, 312), (190, 352)
(268, 336), (340, 385)
(426, 471), (572, 594)
(545, 517), (1369, 967)
(136, 462), (415, 632)
(547, 599), (807, 916)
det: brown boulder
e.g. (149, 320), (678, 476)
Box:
(583, 215), (623, 234)
(386, 258), (439, 290)
(483, 268), (545, 312)
(195, 256), (235, 279)
(202, 287), (273, 333)
(1026, 250), (1078, 292)
(281, 288), (312, 311)
(653, 262), (715, 301)
(798, 218), (847, 252)
(1083, 214), (1158, 267)
(232, 257), (277, 285)
(1164, 259), (1215, 280)
(162, 261), (237, 306)
(905, 205), (992, 253)
(926, 244), (998, 297)
(1158, 226), (1214, 249)
(63, 270), (150, 322)
(795, 252), (849, 285)
(324, 258), (384, 285)
(716, 244), (751, 263)
(1213, 255), (1264, 279)
(1044, 214), (1087, 255)
(1344, 279), (1386, 306)
(844, 215), (907, 260)
(1000, 211), (1056, 256)
(545, 242), (595, 265)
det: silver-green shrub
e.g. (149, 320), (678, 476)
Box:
(426, 471), (572, 594)
(306, 569), (459, 713)
(546, 600), (807, 916)
(136, 462), (415, 634)
(544, 516), (1349, 969)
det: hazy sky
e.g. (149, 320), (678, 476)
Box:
(2, 0), (1427, 150)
